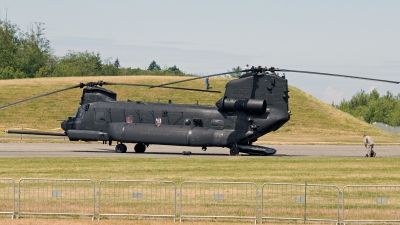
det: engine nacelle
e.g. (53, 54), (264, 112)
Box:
(216, 97), (266, 114)
(66, 130), (109, 141)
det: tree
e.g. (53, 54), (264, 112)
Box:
(102, 58), (120, 76)
(230, 66), (242, 78)
(147, 60), (161, 71)
(0, 19), (53, 78)
(52, 51), (102, 77)
(95, 52), (102, 71)
(336, 89), (400, 126)
(0, 66), (25, 79)
(0, 18), (20, 71)
(17, 22), (52, 78)
(114, 58), (120, 69)
(166, 65), (182, 74)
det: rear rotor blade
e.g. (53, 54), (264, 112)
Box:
(275, 69), (399, 84)
(103, 82), (221, 93)
(149, 71), (244, 88)
(153, 86), (221, 93)
(0, 83), (83, 111)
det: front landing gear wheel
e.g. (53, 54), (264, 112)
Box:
(115, 144), (127, 153)
(230, 146), (239, 156)
(134, 143), (146, 153)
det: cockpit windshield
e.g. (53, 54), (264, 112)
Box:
(74, 106), (85, 118)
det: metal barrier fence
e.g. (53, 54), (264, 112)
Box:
(343, 185), (400, 223)
(0, 178), (15, 219)
(98, 180), (176, 221)
(372, 122), (400, 134)
(1, 178), (400, 223)
(261, 183), (340, 224)
(17, 178), (95, 220)
(179, 181), (258, 223)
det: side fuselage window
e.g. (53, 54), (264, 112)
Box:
(95, 111), (105, 122)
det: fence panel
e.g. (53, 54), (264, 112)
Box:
(372, 122), (400, 134)
(98, 180), (176, 221)
(261, 183), (340, 224)
(180, 181), (258, 223)
(0, 178), (15, 219)
(18, 178), (95, 220)
(343, 185), (400, 223)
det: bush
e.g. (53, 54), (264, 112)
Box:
(0, 67), (26, 79)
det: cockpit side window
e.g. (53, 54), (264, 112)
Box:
(74, 106), (85, 118)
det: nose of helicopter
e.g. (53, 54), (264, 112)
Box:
(61, 117), (76, 131)
(61, 120), (68, 131)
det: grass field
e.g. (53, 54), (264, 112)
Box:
(0, 76), (399, 224)
(1, 157), (400, 225)
(1, 157), (398, 186)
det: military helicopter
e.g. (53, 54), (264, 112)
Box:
(2, 67), (398, 156)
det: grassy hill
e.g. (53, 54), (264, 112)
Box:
(0, 76), (398, 144)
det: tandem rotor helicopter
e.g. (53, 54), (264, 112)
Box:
(1, 67), (399, 156)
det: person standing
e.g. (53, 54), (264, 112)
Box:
(205, 77), (209, 90)
(363, 134), (376, 157)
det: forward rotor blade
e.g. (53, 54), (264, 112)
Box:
(149, 71), (244, 88)
(102, 82), (155, 87)
(275, 69), (400, 84)
(0, 84), (83, 111)
(6, 130), (67, 136)
(103, 82), (221, 93)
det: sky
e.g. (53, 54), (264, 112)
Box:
(2, 0), (400, 104)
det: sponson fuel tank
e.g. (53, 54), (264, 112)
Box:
(108, 123), (236, 146)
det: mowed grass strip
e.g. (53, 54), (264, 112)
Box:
(1, 157), (398, 187)
(0, 219), (297, 225)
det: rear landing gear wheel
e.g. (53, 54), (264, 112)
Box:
(134, 143), (146, 153)
(230, 146), (239, 156)
(115, 144), (127, 153)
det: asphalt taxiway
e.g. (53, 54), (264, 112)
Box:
(0, 143), (399, 157)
